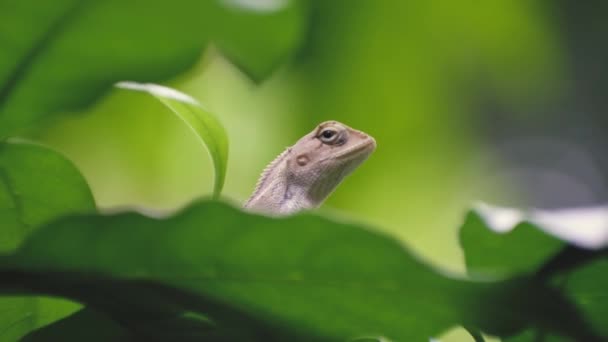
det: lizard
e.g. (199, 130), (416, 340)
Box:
(244, 120), (376, 215)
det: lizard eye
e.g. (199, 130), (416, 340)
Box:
(319, 128), (339, 143)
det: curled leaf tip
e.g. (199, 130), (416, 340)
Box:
(115, 81), (228, 198)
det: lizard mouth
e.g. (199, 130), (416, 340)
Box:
(330, 136), (376, 161)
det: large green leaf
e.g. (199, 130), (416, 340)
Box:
(0, 0), (308, 138)
(115, 82), (228, 198)
(0, 201), (603, 341)
(0, 141), (95, 341)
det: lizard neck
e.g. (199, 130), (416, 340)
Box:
(243, 148), (350, 216)
(244, 164), (316, 216)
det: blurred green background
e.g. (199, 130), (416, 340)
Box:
(30, 0), (608, 275)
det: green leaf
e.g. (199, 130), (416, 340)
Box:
(501, 251), (608, 341)
(0, 0), (308, 138)
(212, 0), (309, 81)
(20, 308), (130, 342)
(21, 306), (259, 342)
(504, 330), (569, 342)
(0, 141), (95, 341)
(460, 203), (608, 277)
(115, 82), (228, 198)
(0, 141), (95, 251)
(460, 203), (608, 339)
(1, 201), (603, 341)
(559, 257), (608, 337)
(0, 297), (81, 342)
(459, 211), (563, 278)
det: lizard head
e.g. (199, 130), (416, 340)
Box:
(245, 120), (376, 215)
(287, 120), (376, 202)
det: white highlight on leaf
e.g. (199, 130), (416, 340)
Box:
(221, 0), (290, 13)
(531, 206), (608, 250)
(115, 81), (198, 105)
(474, 202), (525, 232)
(473, 202), (608, 249)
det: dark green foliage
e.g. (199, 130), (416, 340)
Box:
(0, 200), (604, 341)
(461, 211), (608, 341)
(0, 0), (307, 137)
(20, 308), (130, 342)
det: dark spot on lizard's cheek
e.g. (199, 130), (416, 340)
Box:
(296, 154), (309, 166)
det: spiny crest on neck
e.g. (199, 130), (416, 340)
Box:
(244, 147), (291, 206)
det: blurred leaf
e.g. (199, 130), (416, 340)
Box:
(0, 141), (94, 341)
(501, 255), (608, 341)
(21, 304), (274, 342)
(20, 306), (245, 342)
(0, 297), (82, 342)
(0, 142), (95, 251)
(0, 201), (603, 341)
(503, 330), (569, 342)
(498, 247), (608, 342)
(559, 258), (608, 337)
(0, 0), (308, 138)
(460, 202), (608, 277)
(459, 211), (563, 278)
(460, 203), (608, 340)
(115, 82), (228, 198)
(212, 0), (309, 81)
(472, 203), (608, 250)
(20, 308), (130, 342)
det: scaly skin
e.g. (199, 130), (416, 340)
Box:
(244, 121), (376, 215)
